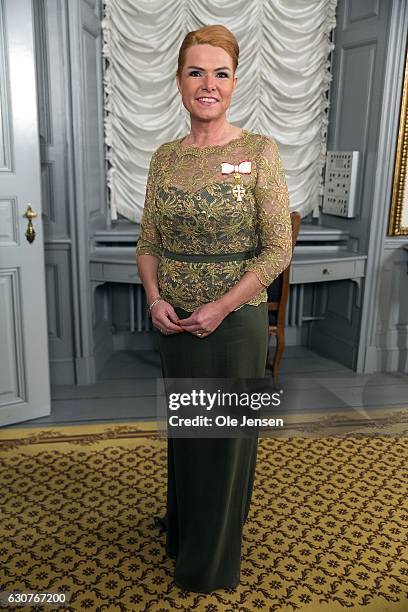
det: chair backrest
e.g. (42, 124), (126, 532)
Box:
(267, 212), (301, 327)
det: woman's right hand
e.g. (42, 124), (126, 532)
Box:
(151, 300), (184, 335)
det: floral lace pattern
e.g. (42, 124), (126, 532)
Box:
(136, 130), (292, 312)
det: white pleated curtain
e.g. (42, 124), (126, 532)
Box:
(102, 0), (338, 223)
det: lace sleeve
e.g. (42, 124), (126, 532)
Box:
(136, 151), (163, 258)
(246, 137), (292, 286)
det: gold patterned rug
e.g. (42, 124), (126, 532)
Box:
(0, 421), (407, 612)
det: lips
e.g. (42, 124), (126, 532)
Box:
(196, 97), (219, 105)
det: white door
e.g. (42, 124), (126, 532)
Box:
(0, 0), (51, 426)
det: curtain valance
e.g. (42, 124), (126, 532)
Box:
(102, 0), (338, 222)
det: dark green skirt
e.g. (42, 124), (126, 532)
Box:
(156, 302), (269, 593)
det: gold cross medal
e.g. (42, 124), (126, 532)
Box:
(232, 172), (245, 202)
(221, 160), (252, 203)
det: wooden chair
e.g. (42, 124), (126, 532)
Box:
(266, 212), (301, 382)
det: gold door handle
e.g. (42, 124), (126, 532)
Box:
(23, 204), (38, 243)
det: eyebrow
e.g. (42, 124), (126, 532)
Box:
(186, 65), (231, 71)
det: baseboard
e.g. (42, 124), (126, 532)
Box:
(49, 358), (76, 385)
(365, 345), (408, 373)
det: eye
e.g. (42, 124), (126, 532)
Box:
(216, 72), (229, 78)
(188, 70), (201, 77)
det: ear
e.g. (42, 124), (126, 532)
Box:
(176, 74), (181, 93)
(233, 75), (238, 91)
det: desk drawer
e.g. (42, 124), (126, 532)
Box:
(90, 261), (141, 283)
(291, 259), (358, 284)
(102, 263), (140, 283)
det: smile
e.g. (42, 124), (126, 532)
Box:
(196, 97), (219, 105)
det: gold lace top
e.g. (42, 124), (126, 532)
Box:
(136, 129), (292, 312)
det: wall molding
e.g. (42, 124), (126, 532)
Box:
(358, 0), (408, 373)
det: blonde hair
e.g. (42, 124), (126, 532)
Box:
(176, 25), (239, 78)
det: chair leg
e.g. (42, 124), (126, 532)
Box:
(272, 327), (285, 383)
(266, 337), (275, 373)
(265, 343), (271, 371)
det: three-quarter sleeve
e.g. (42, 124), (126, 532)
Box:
(136, 151), (163, 258)
(245, 136), (292, 286)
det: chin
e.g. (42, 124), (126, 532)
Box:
(192, 114), (223, 123)
(190, 106), (225, 119)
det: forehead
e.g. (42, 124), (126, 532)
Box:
(184, 44), (233, 69)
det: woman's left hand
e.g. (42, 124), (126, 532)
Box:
(177, 301), (228, 338)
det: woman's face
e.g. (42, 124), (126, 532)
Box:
(176, 44), (237, 122)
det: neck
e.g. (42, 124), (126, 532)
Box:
(186, 117), (233, 146)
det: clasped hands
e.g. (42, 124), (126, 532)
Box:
(151, 299), (228, 338)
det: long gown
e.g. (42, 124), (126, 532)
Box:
(136, 129), (292, 592)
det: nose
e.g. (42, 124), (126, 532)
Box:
(203, 73), (216, 91)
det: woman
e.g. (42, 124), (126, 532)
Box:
(136, 24), (292, 593)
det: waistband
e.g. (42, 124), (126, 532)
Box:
(161, 249), (255, 263)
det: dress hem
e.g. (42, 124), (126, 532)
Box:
(173, 579), (240, 594)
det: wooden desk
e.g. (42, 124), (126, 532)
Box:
(89, 225), (367, 331)
(90, 248), (366, 288)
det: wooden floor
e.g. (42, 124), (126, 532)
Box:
(3, 346), (408, 429)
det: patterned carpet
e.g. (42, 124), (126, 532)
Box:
(0, 420), (407, 612)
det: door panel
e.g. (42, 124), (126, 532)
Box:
(0, 0), (50, 426)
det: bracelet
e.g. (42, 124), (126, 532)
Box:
(148, 298), (163, 315)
